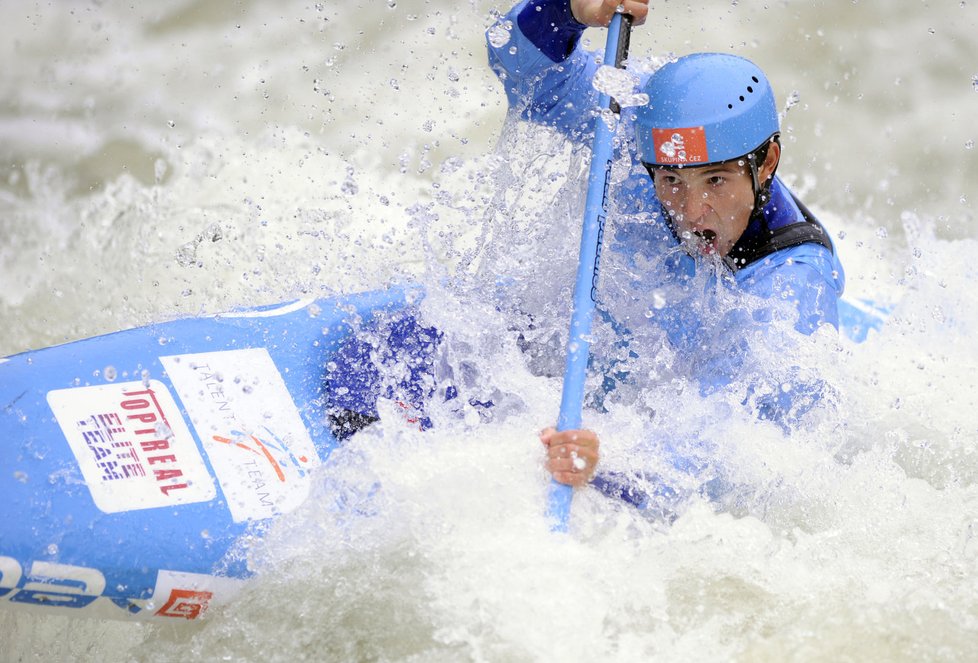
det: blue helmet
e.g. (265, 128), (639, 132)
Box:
(635, 53), (780, 167)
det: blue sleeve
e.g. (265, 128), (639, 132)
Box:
(516, 0), (587, 63)
(486, 0), (601, 141)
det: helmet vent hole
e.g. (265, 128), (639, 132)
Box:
(747, 86), (754, 93)
(739, 95), (745, 102)
(752, 75), (759, 83)
(727, 103), (734, 109)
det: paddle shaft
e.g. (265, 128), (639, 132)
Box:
(548, 11), (633, 531)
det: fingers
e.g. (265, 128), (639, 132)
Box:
(623, 0), (650, 26)
(571, 0), (650, 28)
(539, 428), (600, 487)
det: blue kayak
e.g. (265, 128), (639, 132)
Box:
(0, 286), (887, 621)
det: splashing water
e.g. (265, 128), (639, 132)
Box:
(3, 1), (978, 661)
(592, 66), (649, 108)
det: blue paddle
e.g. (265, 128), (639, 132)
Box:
(548, 11), (633, 532)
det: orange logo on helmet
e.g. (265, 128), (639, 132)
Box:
(652, 127), (709, 165)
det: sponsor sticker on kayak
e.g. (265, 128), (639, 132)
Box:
(47, 381), (216, 512)
(160, 348), (319, 522)
(150, 569), (246, 620)
(0, 558), (245, 621)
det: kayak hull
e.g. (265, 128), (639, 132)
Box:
(0, 286), (420, 621)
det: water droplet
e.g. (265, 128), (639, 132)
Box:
(46, 543), (59, 555)
(167, 120), (175, 128)
(154, 158), (168, 183)
(175, 242), (197, 267)
(651, 289), (667, 310)
(876, 227), (888, 239)
(966, 139), (975, 150)
(783, 90), (801, 114)
(487, 21), (512, 48)
(104, 365), (117, 382)
(203, 222), (223, 242)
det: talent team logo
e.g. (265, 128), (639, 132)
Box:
(211, 426), (312, 483)
(161, 348), (320, 522)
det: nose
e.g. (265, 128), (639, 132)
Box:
(674, 184), (711, 225)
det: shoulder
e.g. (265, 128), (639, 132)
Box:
(737, 243), (844, 295)
(736, 243), (845, 333)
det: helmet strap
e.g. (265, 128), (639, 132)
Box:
(746, 134), (781, 223)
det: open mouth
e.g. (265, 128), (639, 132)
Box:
(694, 229), (718, 254)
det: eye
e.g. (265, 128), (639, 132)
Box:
(708, 175), (726, 186)
(655, 172), (680, 187)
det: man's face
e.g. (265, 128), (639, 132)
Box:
(651, 142), (780, 258)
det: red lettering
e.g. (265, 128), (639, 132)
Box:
(148, 454), (177, 465)
(139, 439), (170, 452)
(155, 588), (212, 619)
(120, 398), (150, 410)
(160, 483), (189, 495)
(153, 468), (184, 482)
(127, 412), (157, 424)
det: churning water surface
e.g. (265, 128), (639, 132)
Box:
(2, 0), (978, 661)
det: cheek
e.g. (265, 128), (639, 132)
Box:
(714, 187), (755, 223)
(653, 183), (675, 206)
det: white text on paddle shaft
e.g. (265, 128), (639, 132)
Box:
(119, 389), (189, 496)
(589, 161), (612, 302)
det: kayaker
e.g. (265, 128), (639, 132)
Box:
(485, 0), (846, 490)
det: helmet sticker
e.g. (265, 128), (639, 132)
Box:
(652, 127), (708, 165)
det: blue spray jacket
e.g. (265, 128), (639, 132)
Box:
(487, 1), (847, 510)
